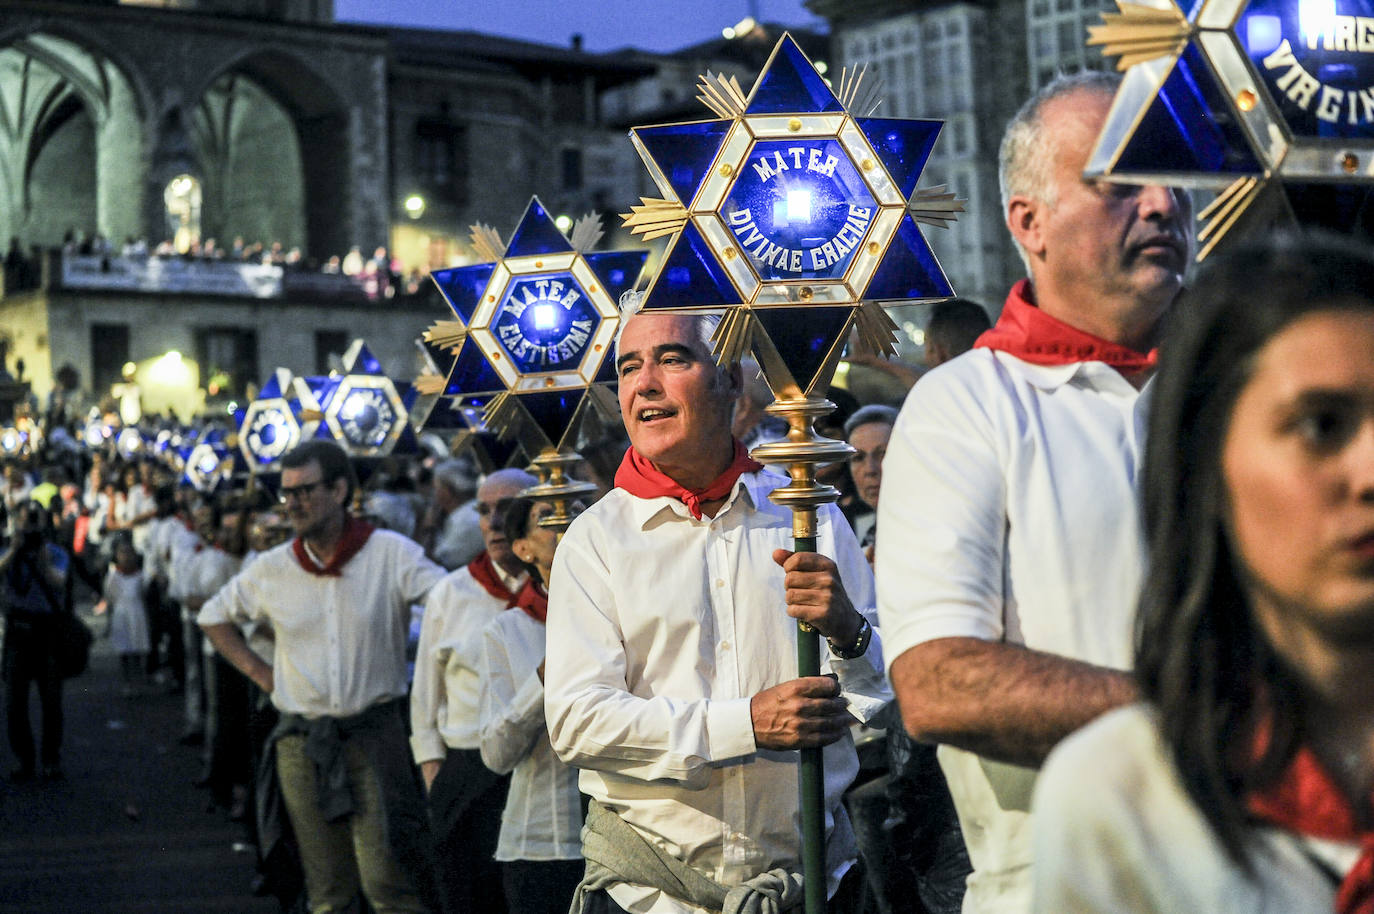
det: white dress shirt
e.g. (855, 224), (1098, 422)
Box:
(142, 516), (174, 586)
(480, 607), (582, 862)
(125, 484), (156, 554)
(186, 546), (242, 657)
(876, 349), (1151, 913)
(166, 522), (203, 606)
(198, 529), (444, 719)
(1034, 705), (1351, 913)
(545, 469), (891, 914)
(409, 558), (525, 764)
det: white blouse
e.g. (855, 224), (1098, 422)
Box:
(479, 606), (582, 862)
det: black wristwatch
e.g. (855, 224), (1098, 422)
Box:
(827, 615), (873, 660)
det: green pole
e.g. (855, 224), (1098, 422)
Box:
(795, 531), (825, 914)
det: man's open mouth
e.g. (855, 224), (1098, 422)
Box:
(638, 408), (675, 422)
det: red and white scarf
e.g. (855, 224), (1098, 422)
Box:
(291, 516), (375, 577)
(614, 440), (762, 520)
(467, 551), (521, 603)
(1249, 746), (1374, 914)
(975, 279), (1158, 374)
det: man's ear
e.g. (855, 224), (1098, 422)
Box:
(725, 361), (744, 397)
(1006, 195), (1047, 261)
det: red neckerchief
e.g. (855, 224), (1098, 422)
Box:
(512, 579), (548, 624)
(290, 516), (375, 577)
(1248, 746), (1374, 913)
(974, 279), (1158, 374)
(467, 551), (519, 603)
(614, 440), (763, 520)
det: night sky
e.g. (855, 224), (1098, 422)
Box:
(332, 0), (825, 52)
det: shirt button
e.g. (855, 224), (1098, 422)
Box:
(715, 579), (725, 588)
(720, 641), (731, 652)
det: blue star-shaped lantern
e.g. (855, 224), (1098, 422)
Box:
(318, 340), (417, 459)
(621, 33), (956, 396)
(237, 368), (307, 471)
(1087, 0), (1374, 256)
(424, 197), (647, 453)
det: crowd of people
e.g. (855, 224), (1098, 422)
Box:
(2, 65), (1372, 914)
(2, 231), (430, 299)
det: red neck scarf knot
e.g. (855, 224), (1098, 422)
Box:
(614, 440), (763, 520)
(467, 551), (520, 603)
(291, 516), (375, 577)
(513, 579), (548, 624)
(1248, 746), (1374, 914)
(975, 279), (1158, 374)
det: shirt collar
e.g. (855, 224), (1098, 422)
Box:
(624, 468), (766, 530)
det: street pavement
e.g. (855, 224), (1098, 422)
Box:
(0, 608), (278, 913)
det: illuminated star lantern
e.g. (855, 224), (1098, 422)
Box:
(185, 442), (233, 493)
(622, 32), (957, 398)
(116, 427), (146, 460)
(410, 336), (524, 472)
(424, 197), (647, 455)
(1087, 0), (1374, 258)
(0, 427), (26, 457)
(238, 368), (305, 472)
(321, 340), (415, 458)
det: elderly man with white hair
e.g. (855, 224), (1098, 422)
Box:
(411, 466), (538, 914)
(427, 457), (482, 570)
(545, 301), (890, 914)
(876, 71), (1193, 911)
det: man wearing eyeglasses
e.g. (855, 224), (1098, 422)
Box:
(200, 440), (445, 914)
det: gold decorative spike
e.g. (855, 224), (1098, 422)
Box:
(1087, 1), (1191, 71)
(852, 300), (902, 360)
(709, 307), (758, 369)
(423, 320), (468, 353)
(482, 392), (524, 441)
(413, 374), (448, 396)
(299, 409), (324, 423)
(620, 196), (689, 241)
(696, 70), (748, 119)
(1196, 175), (1268, 261)
(569, 212), (604, 254)
(838, 63), (884, 116)
(908, 185), (966, 229)
(468, 223), (505, 264)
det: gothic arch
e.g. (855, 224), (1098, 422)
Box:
(188, 47), (353, 259)
(0, 28), (148, 248)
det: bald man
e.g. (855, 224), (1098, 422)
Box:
(411, 468), (538, 914)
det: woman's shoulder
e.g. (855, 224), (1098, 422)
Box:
(1036, 704), (1169, 820)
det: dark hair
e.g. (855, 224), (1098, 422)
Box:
(925, 299), (991, 361)
(1136, 231), (1374, 869)
(501, 495), (542, 581)
(280, 439), (356, 504)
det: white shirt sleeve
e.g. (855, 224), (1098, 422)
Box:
(876, 366), (1008, 671)
(389, 534), (446, 614)
(477, 613), (546, 776)
(818, 502), (891, 724)
(544, 524), (758, 785)
(197, 565), (260, 629)
(409, 589), (451, 765)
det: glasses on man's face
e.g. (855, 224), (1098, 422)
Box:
(278, 480), (327, 504)
(476, 497), (513, 519)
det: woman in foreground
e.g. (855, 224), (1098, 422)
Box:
(1032, 233), (1374, 913)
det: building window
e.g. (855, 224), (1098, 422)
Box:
(561, 147), (583, 191)
(414, 118), (468, 206)
(90, 323), (130, 400)
(194, 327), (257, 400)
(315, 330), (349, 376)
